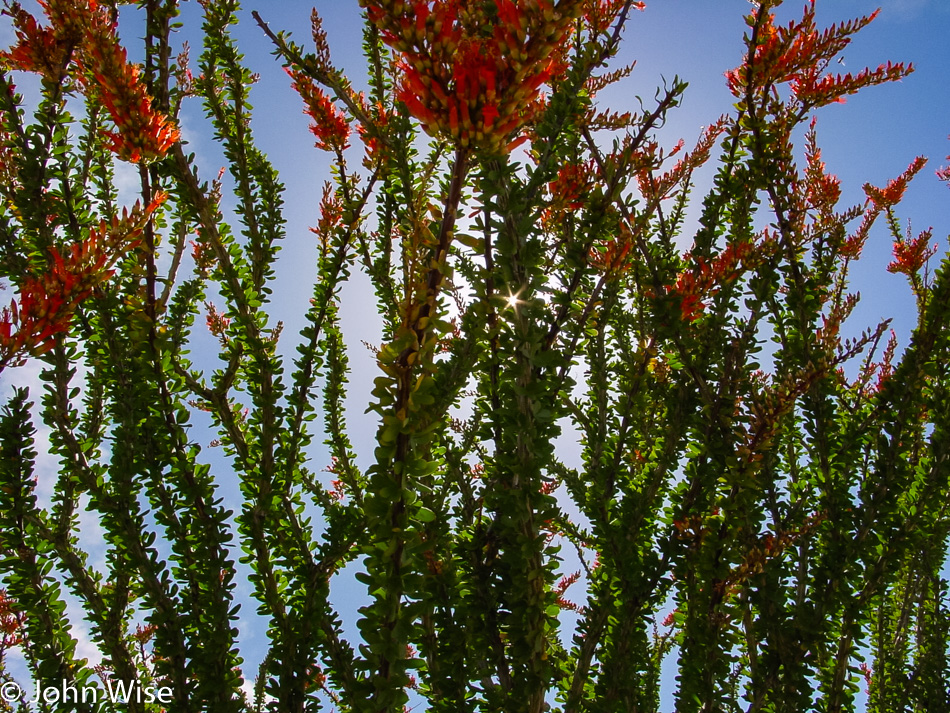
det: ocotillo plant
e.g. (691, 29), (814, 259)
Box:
(0, 0), (948, 712)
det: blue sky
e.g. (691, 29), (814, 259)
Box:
(2, 0), (950, 706)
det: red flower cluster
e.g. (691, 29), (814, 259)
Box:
(40, 0), (95, 45)
(554, 570), (581, 612)
(78, 5), (180, 163)
(132, 623), (158, 644)
(1, 256), (95, 364)
(1, 0), (179, 164)
(1, 2), (74, 83)
(669, 241), (755, 322)
(544, 160), (594, 227)
(831, 156), (926, 262)
(288, 69), (350, 152)
(588, 220), (634, 273)
(888, 228), (937, 278)
(800, 121), (841, 215)
(725, 2), (912, 108)
(0, 195), (165, 367)
(360, 0), (583, 153)
(864, 156), (928, 210)
(191, 230), (216, 272)
(0, 590), (24, 649)
(357, 98), (390, 166)
(637, 121), (725, 205)
(309, 182), (343, 251)
(582, 0), (644, 35)
(937, 143), (950, 185)
(205, 302), (231, 339)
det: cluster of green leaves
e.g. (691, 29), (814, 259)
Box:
(0, 0), (948, 712)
